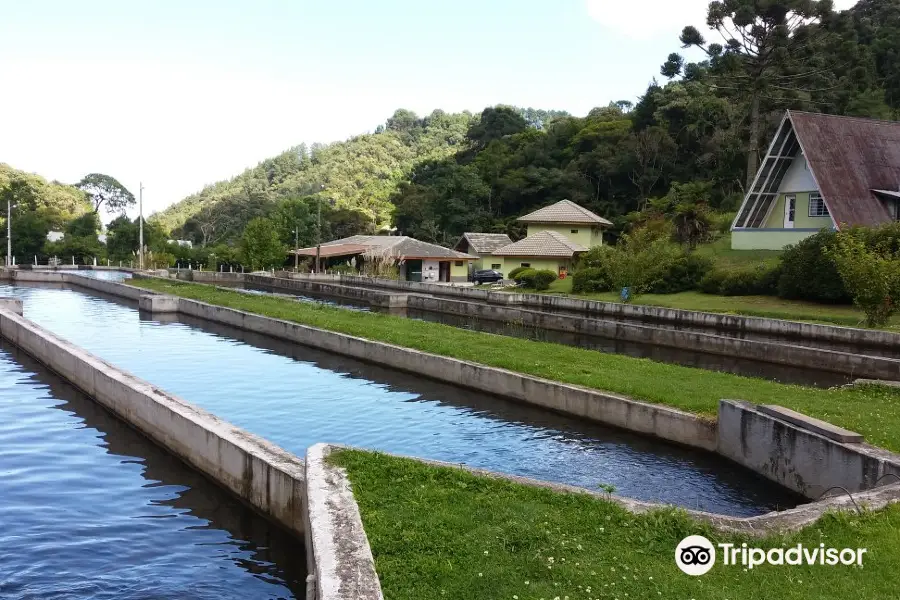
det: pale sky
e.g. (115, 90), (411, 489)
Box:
(0, 0), (857, 220)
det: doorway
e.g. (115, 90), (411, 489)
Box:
(784, 194), (796, 228)
(439, 262), (450, 282)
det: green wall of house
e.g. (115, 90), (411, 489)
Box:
(450, 261), (470, 281)
(525, 224), (603, 248)
(731, 229), (824, 250)
(762, 192), (834, 229)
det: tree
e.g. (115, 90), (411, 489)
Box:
(271, 197), (316, 248)
(467, 106), (529, 148)
(75, 173), (135, 215)
(239, 217), (286, 271)
(662, 0), (835, 186)
(65, 212), (101, 238)
(828, 229), (900, 327)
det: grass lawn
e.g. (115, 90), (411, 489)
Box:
(543, 278), (900, 331)
(335, 449), (900, 600)
(131, 278), (900, 452)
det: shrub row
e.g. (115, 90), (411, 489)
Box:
(512, 268), (557, 291)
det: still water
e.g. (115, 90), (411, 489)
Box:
(0, 282), (802, 517)
(0, 340), (305, 600)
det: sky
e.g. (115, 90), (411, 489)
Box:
(0, 0), (857, 220)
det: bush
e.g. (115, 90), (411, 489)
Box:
(531, 269), (558, 291)
(512, 268), (537, 286)
(329, 263), (356, 274)
(699, 270), (728, 294)
(827, 228), (900, 327)
(648, 253), (712, 294)
(507, 266), (530, 280)
(701, 263), (781, 296)
(777, 230), (850, 303)
(572, 267), (613, 294)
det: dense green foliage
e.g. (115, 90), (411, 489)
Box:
(336, 449), (900, 600)
(828, 224), (900, 326)
(239, 217), (286, 271)
(0, 164), (93, 261)
(777, 230), (851, 303)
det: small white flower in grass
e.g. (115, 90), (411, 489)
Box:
(484, 550), (489, 555)
(524, 581), (529, 586)
(513, 596), (518, 599)
(478, 573), (482, 577)
(577, 544), (583, 550)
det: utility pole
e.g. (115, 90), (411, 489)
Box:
(138, 182), (145, 270)
(294, 226), (299, 271)
(6, 198), (11, 267)
(315, 197), (322, 273)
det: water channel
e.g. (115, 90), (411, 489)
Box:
(0, 279), (802, 517)
(233, 281), (850, 387)
(0, 339), (306, 599)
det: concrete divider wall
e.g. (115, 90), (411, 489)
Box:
(305, 444), (383, 600)
(272, 272), (900, 350)
(406, 295), (900, 380)
(169, 294), (718, 451)
(717, 399), (900, 499)
(0, 303), (308, 537)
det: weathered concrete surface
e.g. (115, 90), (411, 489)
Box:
(184, 271), (407, 309)
(758, 405), (864, 443)
(139, 294), (180, 313)
(277, 272), (900, 350)
(406, 294), (900, 379)
(717, 399), (900, 498)
(305, 444), (383, 600)
(0, 302), (308, 537)
(0, 297), (23, 315)
(175, 272), (900, 378)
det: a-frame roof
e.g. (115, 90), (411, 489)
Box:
(790, 111), (899, 227)
(734, 111), (899, 229)
(517, 199), (613, 226)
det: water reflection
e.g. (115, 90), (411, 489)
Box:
(0, 340), (305, 600)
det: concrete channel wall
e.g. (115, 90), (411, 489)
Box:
(718, 400), (900, 499)
(276, 271), (900, 350)
(169, 292), (719, 451)
(170, 271), (900, 380)
(405, 294), (900, 380)
(0, 299), (308, 538)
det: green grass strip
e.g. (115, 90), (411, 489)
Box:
(131, 278), (900, 452)
(334, 449), (900, 600)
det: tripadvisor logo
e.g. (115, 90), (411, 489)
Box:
(675, 535), (867, 576)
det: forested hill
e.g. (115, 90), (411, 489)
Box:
(154, 0), (900, 247)
(0, 163), (92, 226)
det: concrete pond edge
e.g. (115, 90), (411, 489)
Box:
(3, 285), (900, 598)
(305, 443), (384, 600)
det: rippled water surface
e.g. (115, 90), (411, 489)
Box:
(0, 281), (802, 516)
(0, 340), (305, 600)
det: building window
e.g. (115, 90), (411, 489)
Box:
(521, 263), (531, 268)
(454, 261), (463, 267)
(570, 229), (579, 234)
(809, 192), (829, 217)
(491, 263), (501, 269)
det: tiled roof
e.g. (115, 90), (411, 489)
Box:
(492, 230), (588, 257)
(455, 232), (513, 254)
(517, 199), (613, 225)
(789, 111), (899, 227)
(295, 235), (475, 260)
